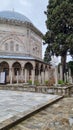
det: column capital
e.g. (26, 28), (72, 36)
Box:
(9, 67), (12, 71)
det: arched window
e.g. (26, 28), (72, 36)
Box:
(27, 29), (29, 36)
(5, 43), (8, 51)
(10, 41), (14, 51)
(16, 44), (19, 51)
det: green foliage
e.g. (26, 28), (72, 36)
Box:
(68, 61), (73, 76)
(58, 80), (64, 84)
(44, 0), (73, 57)
(44, 0), (73, 80)
(28, 80), (32, 85)
(44, 46), (51, 63)
(45, 80), (49, 86)
(34, 80), (39, 86)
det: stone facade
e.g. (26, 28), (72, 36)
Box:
(0, 23), (42, 59)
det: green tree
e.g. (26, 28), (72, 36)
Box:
(44, 45), (51, 63)
(44, 0), (73, 80)
(68, 61), (73, 76)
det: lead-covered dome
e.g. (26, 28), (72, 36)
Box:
(0, 10), (31, 23)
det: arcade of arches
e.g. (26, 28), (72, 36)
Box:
(0, 60), (54, 85)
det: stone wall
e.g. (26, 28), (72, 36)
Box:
(0, 23), (42, 59)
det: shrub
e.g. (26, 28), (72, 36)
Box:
(45, 80), (48, 86)
(34, 80), (39, 86)
(58, 80), (64, 84)
(28, 80), (32, 85)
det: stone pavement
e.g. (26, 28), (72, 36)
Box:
(0, 90), (61, 129)
(10, 97), (73, 130)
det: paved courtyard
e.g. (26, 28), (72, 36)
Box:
(0, 90), (73, 130)
(0, 90), (60, 129)
(10, 96), (73, 130)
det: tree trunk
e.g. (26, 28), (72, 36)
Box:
(61, 55), (66, 81)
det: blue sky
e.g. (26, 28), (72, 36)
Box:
(0, 0), (48, 58)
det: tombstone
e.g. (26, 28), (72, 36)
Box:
(69, 68), (71, 77)
(68, 68), (72, 84)
(60, 65), (63, 80)
(51, 55), (59, 85)
(54, 66), (58, 85)
(66, 72), (69, 82)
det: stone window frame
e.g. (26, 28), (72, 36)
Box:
(5, 43), (8, 51)
(16, 44), (19, 51)
(10, 40), (14, 51)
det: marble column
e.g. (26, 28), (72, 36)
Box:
(68, 68), (72, 83)
(41, 71), (45, 85)
(45, 70), (48, 81)
(38, 69), (41, 84)
(25, 69), (27, 83)
(67, 72), (68, 82)
(21, 67), (24, 82)
(9, 67), (12, 84)
(32, 67), (35, 85)
(16, 71), (19, 84)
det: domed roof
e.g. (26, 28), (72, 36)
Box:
(0, 10), (31, 23)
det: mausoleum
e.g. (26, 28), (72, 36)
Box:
(0, 10), (53, 84)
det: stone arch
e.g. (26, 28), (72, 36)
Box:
(0, 61), (9, 83)
(24, 62), (33, 70)
(12, 62), (21, 76)
(24, 61), (34, 68)
(0, 61), (9, 75)
(24, 62), (33, 81)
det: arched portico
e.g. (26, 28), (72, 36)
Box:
(12, 62), (21, 83)
(24, 62), (33, 83)
(0, 61), (9, 83)
(0, 59), (52, 85)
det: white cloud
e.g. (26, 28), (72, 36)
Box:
(0, 0), (10, 10)
(19, 0), (32, 7)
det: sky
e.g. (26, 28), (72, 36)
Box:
(0, 0), (48, 33)
(0, 0), (48, 58)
